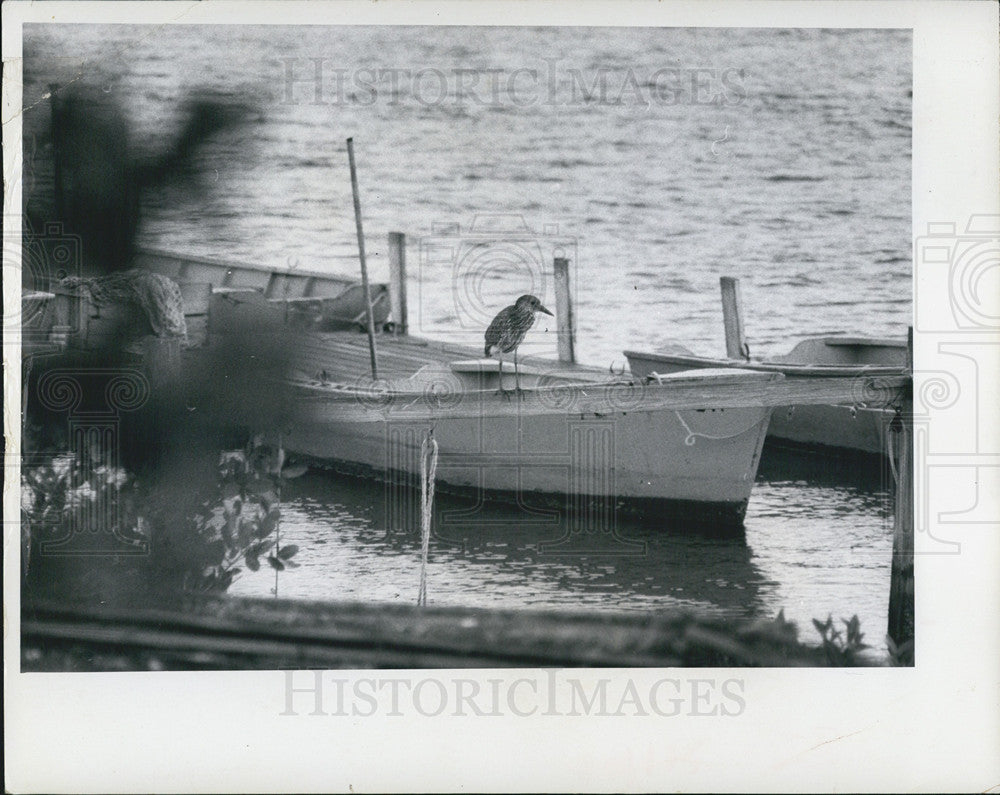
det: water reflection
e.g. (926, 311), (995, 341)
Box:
(746, 444), (894, 644)
(228, 443), (895, 648)
(230, 469), (777, 619)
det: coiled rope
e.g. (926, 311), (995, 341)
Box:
(417, 430), (438, 606)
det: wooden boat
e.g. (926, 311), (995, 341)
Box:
(136, 248), (391, 334)
(624, 336), (909, 456)
(22, 250), (782, 527)
(20, 248), (391, 352)
(25, 251), (907, 525)
(276, 335), (779, 528)
(207, 288), (779, 526)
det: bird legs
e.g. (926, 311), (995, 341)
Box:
(496, 354), (511, 400)
(514, 348), (524, 397)
(495, 350), (526, 401)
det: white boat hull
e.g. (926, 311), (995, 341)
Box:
(766, 403), (891, 456)
(625, 336), (907, 457)
(281, 372), (775, 526)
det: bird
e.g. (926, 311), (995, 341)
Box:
(484, 294), (553, 397)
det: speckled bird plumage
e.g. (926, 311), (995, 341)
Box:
(484, 295), (551, 356)
(484, 295), (553, 395)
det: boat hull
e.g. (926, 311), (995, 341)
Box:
(624, 338), (906, 457)
(766, 403), (891, 456)
(281, 385), (772, 527)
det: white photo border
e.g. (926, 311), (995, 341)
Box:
(4, 1), (999, 792)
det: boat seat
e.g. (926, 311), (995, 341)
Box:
(643, 368), (783, 385)
(212, 285), (261, 293)
(266, 286), (390, 331)
(448, 359), (598, 389)
(450, 358), (549, 376)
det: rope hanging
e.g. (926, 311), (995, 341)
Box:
(417, 430), (438, 607)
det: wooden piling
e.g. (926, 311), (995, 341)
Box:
(553, 257), (576, 364)
(887, 326), (914, 659)
(720, 276), (749, 360)
(388, 232), (408, 335)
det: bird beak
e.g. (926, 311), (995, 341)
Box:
(538, 304), (554, 316)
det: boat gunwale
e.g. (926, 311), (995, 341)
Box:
(288, 368), (785, 400)
(814, 336), (908, 348)
(279, 372), (791, 424)
(623, 349), (908, 378)
(136, 246), (363, 287)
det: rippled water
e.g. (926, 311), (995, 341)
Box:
(23, 25), (911, 645)
(225, 450), (893, 631)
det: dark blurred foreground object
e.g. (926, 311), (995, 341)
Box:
(21, 596), (886, 670)
(34, 84), (253, 277)
(18, 85), (297, 605)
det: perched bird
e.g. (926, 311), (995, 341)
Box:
(484, 294), (553, 396)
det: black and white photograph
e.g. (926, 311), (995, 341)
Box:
(4, 1), (999, 792)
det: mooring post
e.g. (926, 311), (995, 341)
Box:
(388, 232), (408, 335)
(553, 257), (576, 364)
(887, 326), (915, 659)
(720, 276), (749, 360)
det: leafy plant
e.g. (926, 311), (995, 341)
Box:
(741, 608), (800, 645)
(21, 434), (307, 595)
(813, 614), (870, 665)
(885, 634), (914, 666)
(182, 435), (305, 593)
(21, 447), (144, 570)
